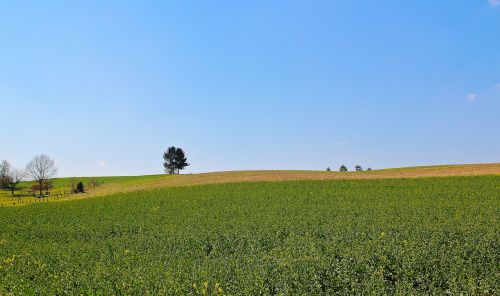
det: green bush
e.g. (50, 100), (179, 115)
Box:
(76, 181), (84, 193)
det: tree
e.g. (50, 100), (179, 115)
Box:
(163, 146), (189, 174)
(355, 165), (363, 171)
(7, 168), (25, 195)
(25, 154), (57, 196)
(174, 148), (189, 173)
(163, 147), (177, 174)
(367, 168), (372, 171)
(70, 177), (76, 193)
(339, 165), (348, 172)
(31, 180), (53, 196)
(0, 160), (11, 189)
(326, 167), (331, 172)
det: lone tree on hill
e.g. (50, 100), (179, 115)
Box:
(163, 146), (189, 174)
(355, 165), (363, 171)
(339, 165), (348, 172)
(7, 168), (25, 195)
(26, 154), (57, 196)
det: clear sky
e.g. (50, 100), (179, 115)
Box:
(1, 1), (499, 177)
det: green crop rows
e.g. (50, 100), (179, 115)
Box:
(0, 176), (499, 295)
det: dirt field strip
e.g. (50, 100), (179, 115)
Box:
(82, 163), (500, 198)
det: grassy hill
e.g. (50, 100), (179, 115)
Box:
(0, 164), (499, 293)
(2, 163), (499, 206)
(0, 175), (499, 294)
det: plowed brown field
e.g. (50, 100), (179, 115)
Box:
(85, 163), (500, 198)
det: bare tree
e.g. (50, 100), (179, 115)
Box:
(70, 176), (76, 193)
(26, 154), (57, 197)
(0, 160), (11, 189)
(7, 168), (25, 195)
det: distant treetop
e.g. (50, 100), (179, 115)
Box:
(163, 146), (190, 174)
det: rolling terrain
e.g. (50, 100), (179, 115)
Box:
(2, 163), (499, 206)
(0, 164), (499, 294)
(83, 163), (500, 198)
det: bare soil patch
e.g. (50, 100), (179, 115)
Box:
(85, 163), (500, 198)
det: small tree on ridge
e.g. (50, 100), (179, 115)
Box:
(26, 154), (57, 197)
(163, 146), (189, 174)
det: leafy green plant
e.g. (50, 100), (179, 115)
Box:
(0, 176), (498, 294)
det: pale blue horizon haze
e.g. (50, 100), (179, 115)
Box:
(1, 1), (499, 177)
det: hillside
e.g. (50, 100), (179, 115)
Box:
(1, 165), (499, 293)
(1, 176), (498, 294)
(60, 162), (500, 198)
(1, 163), (499, 206)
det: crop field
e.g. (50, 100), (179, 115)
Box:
(64, 163), (500, 199)
(0, 187), (71, 206)
(0, 175), (499, 294)
(2, 163), (499, 206)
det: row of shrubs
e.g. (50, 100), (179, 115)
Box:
(326, 165), (371, 172)
(70, 179), (102, 194)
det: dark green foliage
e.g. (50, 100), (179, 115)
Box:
(326, 167), (331, 172)
(355, 165), (363, 171)
(339, 165), (348, 172)
(0, 176), (498, 294)
(163, 146), (189, 174)
(174, 148), (189, 173)
(76, 182), (85, 193)
(163, 146), (177, 174)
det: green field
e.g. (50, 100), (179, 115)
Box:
(0, 175), (168, 205)
(3, 163), (499, 206)
(1, 176), (499, 294)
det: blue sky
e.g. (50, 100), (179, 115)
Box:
(1, 1), (499, 176)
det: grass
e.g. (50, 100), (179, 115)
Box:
(0, 175), (168, 205)
(2, 163), (498, 206)
(0, 175), (499, 294)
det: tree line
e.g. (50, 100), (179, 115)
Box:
(2, 147), (378, 198)
(1, 146), (190, 198)
(326, 165), (372, 172)
(0, 154), (57, 196)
